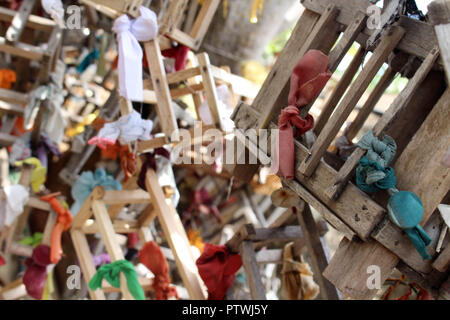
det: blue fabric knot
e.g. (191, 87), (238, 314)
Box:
(70, 168), (121, 215)
(357, 130), (396, 167)
(388, 191), (431, 260)
(355, 131), (431, 260)
(356, 157), (397, 193)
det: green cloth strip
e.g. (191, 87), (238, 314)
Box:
(88, 260), (145, 300)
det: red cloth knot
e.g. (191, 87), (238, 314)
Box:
(277, 49), (332, 179)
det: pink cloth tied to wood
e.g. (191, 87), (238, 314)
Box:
(139, 241), (178, 300)
(278, 50), (332, 179)
(23, 245), (53, 300)
(184, 188), (222, 224)
(196, 244), (242, 300)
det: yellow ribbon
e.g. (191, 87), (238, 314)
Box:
(66, 111), (99, 138)
(15, 158), (47, 193)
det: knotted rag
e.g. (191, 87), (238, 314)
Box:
(70, 168), (121, 215)
(183, 188), (222, 224)
(278, 50), (332, 179)
(40, 193), (72, 263)
(137, 148), (171, 191)
(0, 184), (29, 231)
(355, 131), (431, 260)
(113, 7), (158, 101)
(139, 241), (178, 300)
(88, 259), (145, 300)
(196, 244), (242, 300)
(88, 111), (153, 148)
(15, 157), (47, 193)
(23, 245), (54, 300)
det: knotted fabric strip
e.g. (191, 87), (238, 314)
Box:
(183, 188), (222, 224)
(387, 191), (432, 260)
(139, 241), (178, 300)
(93, 253), (111, 268)
(0, 69), (16, 89)
(41, 193), (72, 263)
(113, 7), (158, 101)
(355, 131), (431, 260)
(23, 245), (54, 300)
(196, 244), (242, 300)
(88, 111), (153, 149)
(161, 44), (190, 72)
(278, 50), (332, 179)
(19, 232), (43, 248)
(15, 157), (47, 193)
(88, 259), (145, 300)
(70, 168), (121, 215)
(281, 242), (319, 300)
(35, 135), (62, 169)
(137, 148), (171, 191)
(0, 184), (29, 231)
(101, 142), (136, 182)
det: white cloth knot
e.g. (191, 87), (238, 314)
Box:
(113, 7), (158, 102)
(89, 111), (153, 148)
(0, 185), (30, 231)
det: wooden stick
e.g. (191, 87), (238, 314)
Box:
(428, 0), (450, 83)
(91, 200), (134, 300)
(5, 0), (36, 43)
(326, 46), (439, 200)
(240, 240), (267, 300)
(145, 169), (207, 299)
(296, 203), (340, 299)
(345, 67), (397, 141)
(298, 26), (405, 177)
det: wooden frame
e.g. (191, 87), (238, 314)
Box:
(159, 0), (220, 51)
(70, 168), (207, 300)
(81, 0), (220, 51)
(231, 0), (449, 299)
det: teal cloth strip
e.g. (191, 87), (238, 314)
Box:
(88, 260), (145, 300)
(404, 227), (432, 260)
(355, 131), (432, 261)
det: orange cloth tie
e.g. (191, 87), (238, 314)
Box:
(0, 69), (16, 89)
(41, 192), (73, 264)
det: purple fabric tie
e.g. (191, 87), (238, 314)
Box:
(137, 148), (171, 191)
(35, 135), (62, 168)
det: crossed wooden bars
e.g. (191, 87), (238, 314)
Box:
(70, 168), (207, 300)
(231, 0), (449, 299)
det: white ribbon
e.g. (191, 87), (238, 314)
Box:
(0, 185), (30, 231)
(113, 7), (158, 102)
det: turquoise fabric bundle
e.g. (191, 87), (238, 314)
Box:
(77, 49), (100, 74)
(70, 168), (122, 215)
(355, 131), (431, 260)
(88, 260), (145, 300)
